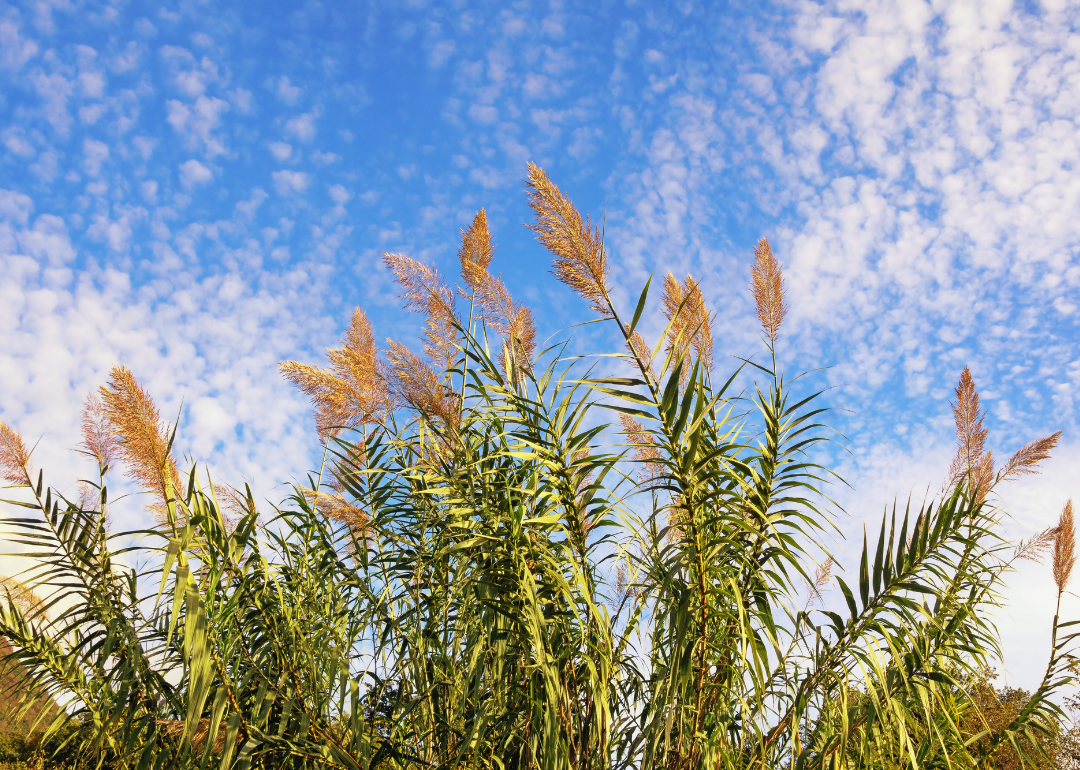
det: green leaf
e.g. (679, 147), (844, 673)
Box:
(628, 274), (652, 335)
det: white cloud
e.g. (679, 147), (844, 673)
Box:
(597, 0), (1080, 688)
(229, 88), (253, 114)
(79, 103), (108, 125)
(166, 95), (230, 156)
(429, 40), (455, 68)
(272, 170), (311, 195)
(30, 71), (74, 135)
(0, 19), (39, 71)
(0, 189), (34, 225)
(276, 76), (301, 105)
(79, 69), (106, 100)
(0, 242), (335, 537)
(29, 151), (58, 183)
(311, 151), (340, 166)
(328, 184), (350, 204)
(468, 103), (499, 124)
(234, 187), (268, 219)
(269, 141), (292, 161)
(132, 136), (156, 160)
(18, 214), (76, 265)
(82, 138), (109, 176)
(180, 158), (213, 187)
(284, 112), (317, 142)
(3, 130), (35, 158)
(111, 41), (141, 73)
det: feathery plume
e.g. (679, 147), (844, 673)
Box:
(99, 366), (183, 521)
(459, 209), (494, 290)
(213, 483), (254, 524)
(661, 272), (685, 356)
(612, 563), (630, 611)
(386, 340), (460, 433)
(0, 421), (33, 486)
(78, 482), (101, 513)
(1053, 499), (1075, 593)
(620, 414), (663, 482)
(661, 272), (713, 385)
(750, 238), (787, 343)
(948, 367), (993, 503)
(303, 479), (370, 546)
(0, 575), (45, 618)
(525, 162), (610, 316)
(383, 253), (460, 372)
(572, 446), (595, 500)
(280, 308), (390, 441)
(683, 274), (713, 371)
(497, 304), (538, 382)
(507, 305), (537, 367)
(999, 432), (1061, 482)
(474, 267), (537, 375)
(80, 392), (117, 472)
(1013, 526), (1057, 564)
(808, 558), (833, 605)
(77, 482), (111, 532)
(626, 327), (657, 380)
(456, 210), (538, 375)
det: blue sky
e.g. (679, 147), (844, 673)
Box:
(2, 0), (1080, 686)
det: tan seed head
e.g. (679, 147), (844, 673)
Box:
(1054, 499), (1075, 593)
(750, 238), (787, 343)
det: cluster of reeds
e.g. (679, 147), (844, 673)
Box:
(0, 164), (1076, 770)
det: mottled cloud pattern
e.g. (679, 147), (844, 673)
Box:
(1, 0), (1077, 686)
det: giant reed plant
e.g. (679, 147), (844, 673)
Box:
(1, 164), (1076, 770)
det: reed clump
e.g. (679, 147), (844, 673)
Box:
(0, 165), (1075, 770)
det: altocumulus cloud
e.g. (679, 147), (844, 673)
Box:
(0, 0), (1077, 688)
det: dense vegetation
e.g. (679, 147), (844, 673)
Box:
(0, 164), (1076, 769)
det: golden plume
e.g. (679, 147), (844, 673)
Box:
(808, 558), (833, 605)
(661, 272), (713, 385)
(457, 210), (538, 377)
(80, 392), (117, 472)
(661, 272), (685, 354)
(383, 253), (459, 373)
(0, 575), (45, 621)
(948, 367), (993, 504)
(500, 305), (538, 382)
(0, 421), (33, 486)
(1053, 499), (1075, 593)
(302, 476), (370, 549)
(99, 366), (183, 524)
(572, 446), (595, 499)
(280, 308), (390, 441)
(1013, 526), (1058, 564)
(683, 274), (713, 370)
(626, 327), (657, 380)
(750, 238), (787, 343)
(386, 340), (460, 434)
(211, 483), (257, 535)
(525, 162), (610, 316)
(569, 447), (597, 537)
(999, 431), (1061, 482)
(78, 482), (102, 513)
(459, 208), (494, 290)
(619, 413), (663, 482)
